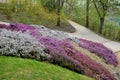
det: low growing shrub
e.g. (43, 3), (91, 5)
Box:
(72, 38), (118, 66)
(0, 29), (50, 60)
(0, 23), (116, 80)
(38, 36), (116, 80)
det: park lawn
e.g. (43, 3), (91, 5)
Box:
(0, 56), (94, 80)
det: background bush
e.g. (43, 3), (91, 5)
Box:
(0, 0), (75, 32)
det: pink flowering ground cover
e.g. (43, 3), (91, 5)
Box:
(38, 36), (115, 80)
(0, 23), (117, 80)
(78, 39), (118, 66)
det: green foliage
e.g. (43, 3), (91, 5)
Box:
(0, 56), (94, 80)
(0, 0), (119, 41)
(41, 0), (69, 11)
(103, 23), (120, 41)
(0, 1), (75, 32)
(0, 3), (12, 19)
(66, 1), (120, 41)
(93, 0), (110, 18)
(41, 0), (58, 11)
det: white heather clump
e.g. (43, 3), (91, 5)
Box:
(0, 29), (50, 60)
(69, 37), (82, 44)
(32, 25), (71, 40)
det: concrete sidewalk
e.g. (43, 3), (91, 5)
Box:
(0, 21), (9, 25)
(68, 20), (120, 53)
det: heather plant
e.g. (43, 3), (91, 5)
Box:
(0, 24), (8, 28)
(72, 41), (120, 80)
(8, 23), (37, 32)
(38, 36), (116, 80)
(79, 39), (118, 66)
(0, 23), (116, 80)
(7, 23), (71, 40)
(0, 23), (71, 40)
(31, 25), (71, 40)
(0, 29), (50, 60)
(71, 37), (118, 66)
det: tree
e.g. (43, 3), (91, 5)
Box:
(56, 0), (65, 27)
(64, 0), (78, 14)
(41, 0), (65, 27)
(93, 0), (110, 34)
(86, 0), (90, 28)
(41, 0), (57, 11)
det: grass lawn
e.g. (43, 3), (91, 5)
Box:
(0, 56), (94, 80)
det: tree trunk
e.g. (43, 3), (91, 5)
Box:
(86, 0), (89, 28)
(86, 16), (89, 28)
(57, 0), (61, 27)
(99, 18), (104, 34)
(57, 12), (60, 27)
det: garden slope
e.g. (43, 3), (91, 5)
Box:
(0, 22), (119, 80)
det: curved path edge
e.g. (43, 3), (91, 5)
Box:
(68, 20), (120, 53)
(68, 20), (120, 67)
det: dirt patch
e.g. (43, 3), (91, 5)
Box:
(115, 52), (120, 68)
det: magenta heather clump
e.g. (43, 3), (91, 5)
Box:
(38, 36), (116, 80)
(8, 23), (36, 32)
(9, 23), (42, 37)
(0, 24), (8, 28)
(79, 39), (118, 66)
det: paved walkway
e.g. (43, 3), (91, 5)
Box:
(68, 21), (120, 68)
(68, 20), (120, 53)
(0, 21), (9, 25)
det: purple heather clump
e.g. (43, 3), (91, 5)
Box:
(39, 36), (74, 55)
(38, 36), (116, 80)
(79, 39), (118, 66)
(0, 24), (8, 29)
(8, 23), (36, 32)
(8, 23), (42, 38)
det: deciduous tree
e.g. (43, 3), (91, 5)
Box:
(93, 0), (116, 34)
